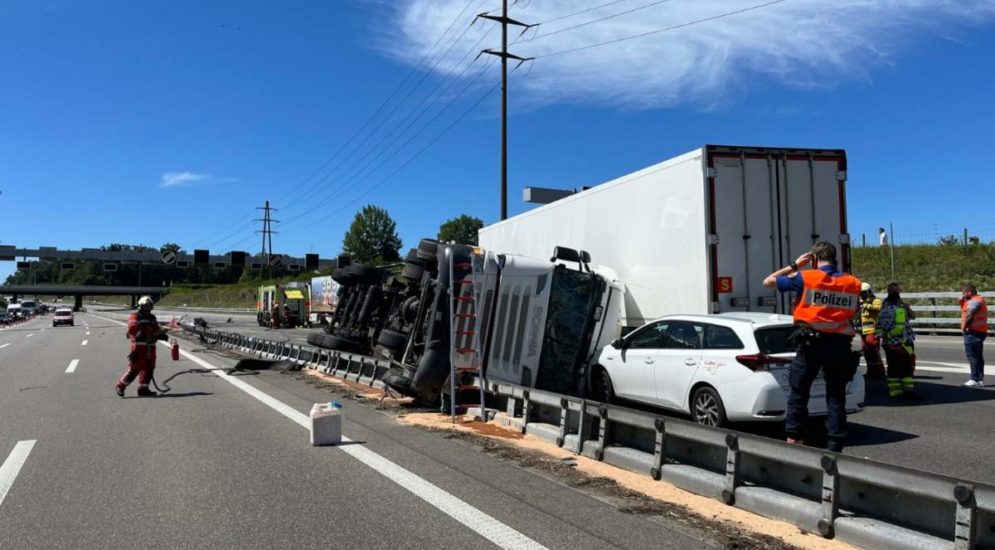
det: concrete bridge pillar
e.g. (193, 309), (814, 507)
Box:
(130, 295), (137, 309)
(74, 295), (83, 312)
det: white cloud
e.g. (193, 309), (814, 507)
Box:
(160, 172), (236, 188)
(383, 0), (995, 108)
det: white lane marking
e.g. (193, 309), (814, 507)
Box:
(66, 359), (80, 374)
(0, 343), (9, 350)
(81, 340), (88, 346)
(25, 334), (34, 338)
(0, 440), (37, 509)
(145, 338), (546, 550)
(86, 332), (91, 336)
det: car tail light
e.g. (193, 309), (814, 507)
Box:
(735, 354), (793, 372)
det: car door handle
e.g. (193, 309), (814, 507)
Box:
(684, 358), (698, 366)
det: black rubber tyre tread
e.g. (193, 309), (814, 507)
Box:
(351, 264), (381, 285)
(405, 248), (423, 265)
(306, 332), (324, 346)
(401, 263), (425, 282)
(332, 266), (359, 285)
(598, 368), (615, 404)
(325, 334), (358, 351)
(377, 329), (409, 352)
(416, 239), (439, 261)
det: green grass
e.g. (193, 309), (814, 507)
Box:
(852, 243), (995, 292)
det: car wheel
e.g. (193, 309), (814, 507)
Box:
(691, 386), (728, 427)
(596, 368), (615, 404)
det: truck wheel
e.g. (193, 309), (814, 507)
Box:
(377, 329), (409, 352)
(351, 265), (381, 285)
(417, 239), (439, 261)
(401, 263), (424, 282)
(405, 248), (423, 265)
(306, 333), (324, 346)
(332, 267), (359, 286)
(691, 386), (728, 428)
(326, 335), (358, 351)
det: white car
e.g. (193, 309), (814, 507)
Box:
(593, 313), (865, 427)
(52, 308), (74, 327)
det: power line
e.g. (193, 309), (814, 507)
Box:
(282, 26), (497, 221)
(279, 1), (492, 218)
(537, 0), (790, 58)
(537, 0), (630, 26)
(198, 207), (257, 249)
(284, 78), (503, 235)
(277, 0), (485, 208)
(280, 56), (498, 233)
(523, 0), (674, 42)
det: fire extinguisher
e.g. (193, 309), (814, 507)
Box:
(171, 339), (180, 361)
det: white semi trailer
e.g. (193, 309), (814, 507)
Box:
(479, 145), (851, 332)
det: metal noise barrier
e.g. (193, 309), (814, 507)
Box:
(178, 325), (394, 387)
(488, 381), (993, 550)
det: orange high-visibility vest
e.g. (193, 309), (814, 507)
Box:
(793, 269), (861, 336)
(961, 295), (989, 334)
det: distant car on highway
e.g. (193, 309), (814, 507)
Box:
(52, 308), (74, 327)
(0, 311), (8, 325)
(593, 313), (865, 427)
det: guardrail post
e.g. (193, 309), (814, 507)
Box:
(522, 390), (532, 429)
(595, 405), (610, 461)
(954, 483), (977, 550)
(818, 455), (840, 538)
(722, 434), (740, 505)
(556, 398), (569, 448)
(650, 418), (667, 481)
(575, 399), (592, 454)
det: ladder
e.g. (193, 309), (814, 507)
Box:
(448, 248), (486, 423)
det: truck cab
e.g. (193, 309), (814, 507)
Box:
(256, 284), (309, 328)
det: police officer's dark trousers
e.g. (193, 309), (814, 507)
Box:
(786, 333), (853, 452)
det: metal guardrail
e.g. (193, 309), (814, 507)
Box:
(181, 323), (995, 550)
(901, 291), (995, 334)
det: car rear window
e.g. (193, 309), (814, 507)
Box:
(57, 310), (72, 316)
(754, 326), (795, 354)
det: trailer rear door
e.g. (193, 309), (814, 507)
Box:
(707, 147), (848, 315)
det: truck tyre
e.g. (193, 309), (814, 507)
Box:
(377, 329), (409, 352)
(691, 386), (728, 428)
(332, 267), (358, 286)
(306, 333), (324, 346)
(351, 265), (380, 285)
(405, 248), (423, 265)
(325, 335), (358, 351)
(417, 239), (439, 261)
(401, 263), (424, 282)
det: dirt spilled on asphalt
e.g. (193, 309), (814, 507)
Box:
(287, 369), (414, 412)
(401, 413), (856, 550)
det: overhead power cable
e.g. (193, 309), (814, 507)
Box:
(197, 207), (257, 249)
(283, 77), (502, 235)
(522, 0), (674, 42)
(278, 0), (484, 204)
(282, 25), (498, 220)
(537, 0), (789, 58)
(537, 0), (630, 26)
(279, 56), (498, 232)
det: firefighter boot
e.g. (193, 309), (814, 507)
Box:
(137, 387), (157, 397)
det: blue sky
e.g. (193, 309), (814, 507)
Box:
(2, 0), (995, 281)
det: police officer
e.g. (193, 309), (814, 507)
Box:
(763, 241), (861, 452)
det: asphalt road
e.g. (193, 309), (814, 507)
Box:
(0, 312), (740, 550)
(140, 307), (995, 486)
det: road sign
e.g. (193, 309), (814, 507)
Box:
(194, 249), (209, 266)
(161, 250), (177, 265)
(269, 254), (283, 267)
(61, 262), (75, 270)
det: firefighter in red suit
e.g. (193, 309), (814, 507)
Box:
(115, 296), (168, 397)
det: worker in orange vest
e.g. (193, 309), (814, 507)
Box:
(115, 296), (169, 397)
(960, 283), (988, 387)
(763, 241), (861, 452)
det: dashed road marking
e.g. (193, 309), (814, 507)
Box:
(25, 334), (34, 338)
(0, 440), (36, 509)
(90, 313), (547, 550)
(0, 343), (9, 350)
(66, 359), (80, 374)
(81, 340), (88, 346)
